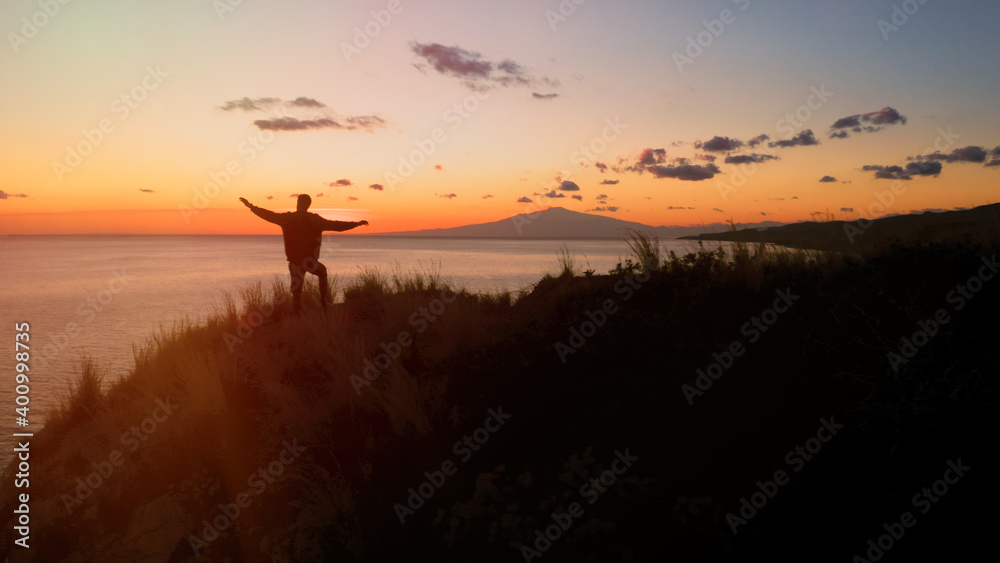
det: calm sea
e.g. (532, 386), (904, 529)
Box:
(0, 234), (708, 465)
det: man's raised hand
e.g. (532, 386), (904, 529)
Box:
(239, 197), (252, 208)
(358, 220), (369, 226)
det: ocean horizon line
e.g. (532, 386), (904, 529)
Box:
(0, 232), (662, 240)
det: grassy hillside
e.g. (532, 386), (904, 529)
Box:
(681, 202), (1000, 253)
(2, 236), (997, 562)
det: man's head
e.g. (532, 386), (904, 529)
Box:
(296, 194), (312, 212)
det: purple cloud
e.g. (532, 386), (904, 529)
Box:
(911, 145), (988, 164)
(253, 115), (385, 132)
(701, 136), (744, 152)
(829, 106), (907, 138)
(646, 163), (721, 181)
(747, 134), (770, 148)
(724, 153), (779, 164)
(219, 97), (281, 112)
(286, 97), (326, 108)
(411, 42), (557, 90)
(769, 129), (819, 148)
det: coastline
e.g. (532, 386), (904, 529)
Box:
(2, 237), (996, 560)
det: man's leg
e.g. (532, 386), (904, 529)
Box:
(302, 259), (330, 309)
(288, 261), (305, 313)
(315, 262), (330, 309)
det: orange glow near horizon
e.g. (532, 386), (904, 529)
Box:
(0, 206), (541, 235)
(2, 2), (998, 235)
(1, 153), (996, 236)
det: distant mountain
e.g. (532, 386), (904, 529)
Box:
(680, 203), (1000, 251)
(375, 207), (785, 239)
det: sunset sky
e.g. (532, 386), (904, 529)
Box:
(2, 0), (998, 234)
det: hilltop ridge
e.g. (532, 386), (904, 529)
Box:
(681, 203), (1000, 251)
(375, 206), (784, 239)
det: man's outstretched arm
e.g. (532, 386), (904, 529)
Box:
(239, 197), (285, 225)
(318, 217), (369, 232)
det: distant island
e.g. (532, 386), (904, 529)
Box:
(372, 206), (784, 239)
(371, 204), (1000, 252)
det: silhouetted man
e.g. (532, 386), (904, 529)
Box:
(240, 195), (368, 312)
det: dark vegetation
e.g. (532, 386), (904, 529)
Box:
(681, 202), (1000, 253)
(1, 228), (998, 562)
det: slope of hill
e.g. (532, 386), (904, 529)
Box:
(374, 206), (784, 239)
(3, 240), (996, 561)
(681, 203), (1000, 251)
